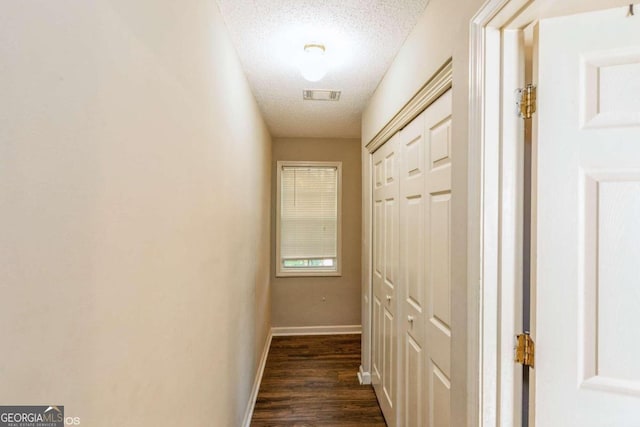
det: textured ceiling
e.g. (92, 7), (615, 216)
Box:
(216, 0), (430, 138)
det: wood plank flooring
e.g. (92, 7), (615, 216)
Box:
(251, 334), (387, 426)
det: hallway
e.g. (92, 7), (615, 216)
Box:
(251, 335), (386, 426)
(2, 0), (638, 425)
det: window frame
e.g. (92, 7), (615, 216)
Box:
(275, 160), (342, 277)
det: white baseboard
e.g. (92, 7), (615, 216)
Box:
(241, 331), (273, 427)
(271, 324), (362, 336)
(358, 365), (372, 385)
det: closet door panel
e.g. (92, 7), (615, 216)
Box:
(371, 135), (399, 427)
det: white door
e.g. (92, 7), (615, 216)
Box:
(398, 89), (453, 427)
(423, 90), (453, 427)
(399, 110), (427, 427)
(535, 6), (640, 426)
(372, 134), (400, 426)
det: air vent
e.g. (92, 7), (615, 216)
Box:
(303, 90), (341, 101)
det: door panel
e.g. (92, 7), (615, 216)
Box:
(430, 195), (451, 326)
(424, 91), (453, 427)
(405, 335), (423, 427)
(385, 199), (397, 288)
(535, 6), (640, 425)
(398, 89), (453, 427)
(373, 292), (382, 382)
(373, 171), (383, 386)
(431, 361), (451, 427)
(587, 175), (640, 384)
(399, 112), (426, 427)
(383, 307), (395, 403)
(372, 135), (399, 426)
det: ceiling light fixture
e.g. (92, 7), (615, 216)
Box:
(299, 43), (328, 82)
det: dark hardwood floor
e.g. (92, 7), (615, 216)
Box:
(251, 334), (387, 426)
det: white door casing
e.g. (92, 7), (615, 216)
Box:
(535, 5), (640, 426)
(372, 134), (400, 426)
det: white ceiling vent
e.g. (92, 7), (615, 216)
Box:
(303, 90), (341, 101)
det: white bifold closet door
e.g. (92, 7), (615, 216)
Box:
(372, 89), (452, 427)
(372, 132), (400, 426)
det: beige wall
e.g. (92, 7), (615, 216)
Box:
(271, 138), (361, 327)
(0, 1), (271, 426)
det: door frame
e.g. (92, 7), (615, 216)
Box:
(469, 2), (532, 425)
(469, 0), (633, 425)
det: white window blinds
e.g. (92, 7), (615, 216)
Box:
(280, 165), (338, 264)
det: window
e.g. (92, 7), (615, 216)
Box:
(276, 161), (342, 277)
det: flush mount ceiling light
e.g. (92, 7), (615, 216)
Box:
(299, 43), (328, 82)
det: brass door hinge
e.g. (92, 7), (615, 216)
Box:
(515, 333), (535, 367)
(517, 84), (537, 119)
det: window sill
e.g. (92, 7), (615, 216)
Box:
(276, 270), (342, 278)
